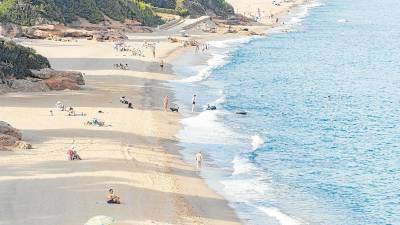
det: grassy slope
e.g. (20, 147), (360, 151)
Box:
(0, 0), (163, 26)
(0, 39), (50, 80)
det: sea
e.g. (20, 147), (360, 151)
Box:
(170, 0), (400, 224)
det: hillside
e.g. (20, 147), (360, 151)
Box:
(0, 38), (50, 81)
(0, 0), (234, 27)
(0, 0), (163, 27)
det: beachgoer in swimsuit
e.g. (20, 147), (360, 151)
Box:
(163, 96), (169, 112)
(196, 151), (203, 169)
(107, 189), (121, 204)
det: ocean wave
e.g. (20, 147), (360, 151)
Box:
(259, 207), (306, 225)
(251, 134), (265, 150)
(177, 52), (228, 83)
(232, 155), (257, 175)
(221, 176), (270, 202)
(271, 1), (324, 33)
(208, 36), (255, 48)
(179, 110), (239, 145)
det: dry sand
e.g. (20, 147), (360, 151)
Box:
(0, 37), (240, 225)
(227, 0), (307, 24)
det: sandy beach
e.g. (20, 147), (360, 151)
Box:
(0, 1), (306, 224)
(227, 0), (306, 24)
(0, 38), (240, 225)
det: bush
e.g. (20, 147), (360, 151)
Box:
(0, 0), (163, 26)
(0, 39), (50, 79)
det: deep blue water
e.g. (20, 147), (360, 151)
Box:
(172, 1), (400, 224)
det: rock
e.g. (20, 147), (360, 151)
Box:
(0, 121), (22, 140)
(1, 69), (85, 93)
(0, 121), (22, 150)
(44, 76), (81, 90)
(31, 69), (85, 86)
(0, 23), (24, 38)
(14, 141), (32, 150)
(0, 134), (19, 148)
(249, 31), (265, 36)
(7, 78), (51, 92)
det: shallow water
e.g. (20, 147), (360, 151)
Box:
(171, 0), (400, 224)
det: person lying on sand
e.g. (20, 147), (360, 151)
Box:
(67, 146), (81, 160)
(67, 107), (75, 116)
(107, 189), (121, 204)
(120, 96), (128, 104)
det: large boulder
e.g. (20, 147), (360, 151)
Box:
(31, 68), (85, 85)
(44, 76), (81, 90)
(8, 78), (51, 92)
(0, 121), (22, 140)
(0, 121), (22, 150)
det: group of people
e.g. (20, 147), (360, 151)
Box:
(162, 94), (197, 112)
(114, 63), (129, 70)
(120, 96), (133, 109)
(113, 42), (144, 57)
(195, 43), (209, 53)
(52, 101), (80, 116)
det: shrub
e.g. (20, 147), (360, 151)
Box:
(0, 39), (50, 79)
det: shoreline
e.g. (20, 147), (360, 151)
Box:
(167, 0), (318, 224)
(0, 1), (311, 224)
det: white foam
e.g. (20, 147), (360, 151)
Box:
(232, 155), (256, 175)
(259, 207), (306, 225)
(177, 52), (227, 83)
(251, 134), (265, 150)
(214, 95), (226, 105)
(271, 1), (324, 33)
(221, 176), (270, 202)
(337, 19), (348, 23)
(179, 110), (238, 145)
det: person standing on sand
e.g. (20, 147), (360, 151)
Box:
(160, 60), (165, 71)
(152, 45), (156, 58)
(196, 151), (203, 169)
(192, 94), (197, 112)
(163, 96), (169, 112)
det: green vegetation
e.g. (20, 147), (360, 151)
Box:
(0, 39), (50, 80)
(0, 0), (234, 27)
(0, 0), (163, 26)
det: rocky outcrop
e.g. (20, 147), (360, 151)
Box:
(14, 141), (32, 150)
(31, 69), (85, 85)
(0, 69), (85, 94)
(0, 121), (22, 151)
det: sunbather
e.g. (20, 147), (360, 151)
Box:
(107, 189), (121, 204)
(67, 146), (81, 160)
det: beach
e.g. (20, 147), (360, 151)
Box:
(0, 1), (307, 224)
(0, 38), (240, 225)
(226, 0), (307, 24)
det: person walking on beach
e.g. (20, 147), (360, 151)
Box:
(196, 151), (203, 169)
(163, 96), (169, 112)
(160, 60), (165, 71)
(191, 94), (197, 112)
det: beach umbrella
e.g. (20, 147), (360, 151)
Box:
(84, 215), (116, 225)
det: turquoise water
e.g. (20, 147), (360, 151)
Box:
(172, 0), (400, 224)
